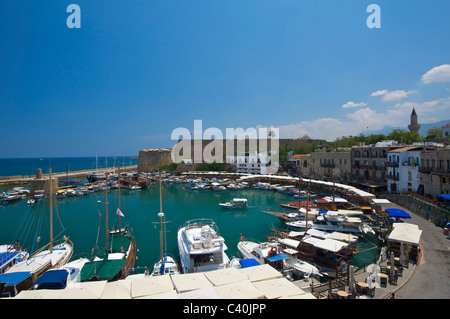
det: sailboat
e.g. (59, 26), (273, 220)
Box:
(152, 173), (179, 276)
(0, 165), (73, 297)
(79, 162), (137, 282)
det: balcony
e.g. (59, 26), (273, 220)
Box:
(384, 161), (399, 168)
(386, 174), (399, 181)
(320, 163), (336, 168)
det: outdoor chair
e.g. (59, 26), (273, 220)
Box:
(389, 275), (397, 285)
(380, 265), (388, 274)
(366, 286), (376, 298)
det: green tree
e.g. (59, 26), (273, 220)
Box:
(388, 129), (423, 144)
(425, 126), (442, 139)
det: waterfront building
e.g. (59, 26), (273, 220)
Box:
(386, 146), (436, 193)
(309, 150), (351, 183)
(226, 152), (270, 175)
(349, 141), (401, 193)
(419, 148), (450, 198)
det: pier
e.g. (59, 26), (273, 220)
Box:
(0, 165), (138, 186)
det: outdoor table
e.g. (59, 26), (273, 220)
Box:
(357, 282), (368, 288)
(357, 282), (369, 294)
(337, 290), (349, 299)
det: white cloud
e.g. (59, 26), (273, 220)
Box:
(421, 64), (450, 84)
(262, 97), (450, 141)
(381, 90), (418, 102)
(370, 89), (418, 102)
(370, 90), (388, 96)
(342, 101), (367, 109)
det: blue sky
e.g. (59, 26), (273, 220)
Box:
(1, 0), (449, 157)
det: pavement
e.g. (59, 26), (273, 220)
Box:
(294, 201), (449, 299)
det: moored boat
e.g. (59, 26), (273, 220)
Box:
(177, 218), (230, 273)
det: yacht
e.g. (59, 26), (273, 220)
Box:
(177, 219), (230, 273)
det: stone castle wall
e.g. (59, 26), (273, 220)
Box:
(138, 148), (173, 172)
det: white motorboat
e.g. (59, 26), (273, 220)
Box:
(32, 257), (89, 290)
(237, 240), (281, 265)
(281, 248), (321, 278)
(219, 198), (248, 209)
(177, 218), (230, 273)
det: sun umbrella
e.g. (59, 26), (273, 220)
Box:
(399, 242), (406, 265)
(390, 252), (396, 277)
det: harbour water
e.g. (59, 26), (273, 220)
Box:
(0, 181), (381, 273)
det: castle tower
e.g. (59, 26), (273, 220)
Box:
(408, 108), (420, 134)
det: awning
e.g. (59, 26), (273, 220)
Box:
(0, 271), (32, 286)
(34, 269), (69, 289)
(267, 253), (288, 262)
(438, 194), (450, 200)
(239, 259), (259, 268)
(385, 208), (411, 219)
(388, 223), (422, 245)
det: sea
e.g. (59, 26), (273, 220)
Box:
(0, 156), (138, 177)
(0, 179), (381, 274)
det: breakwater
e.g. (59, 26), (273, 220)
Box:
(0, 165), (138, 186)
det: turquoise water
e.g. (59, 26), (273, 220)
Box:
(0, 183), (381, 272)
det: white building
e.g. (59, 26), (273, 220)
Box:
(226, 152), (271, 175)
(386, 146), (435, 193)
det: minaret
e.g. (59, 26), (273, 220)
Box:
(408, 108), (420, 134)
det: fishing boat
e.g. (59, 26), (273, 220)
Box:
(219, 198), (248, 209)
(177, 218), (230, 273)
(152, 174), (179, 276)
(0, 165), (73, 297)
(79, 165), (137, 282)
(0, 244), (29, 274)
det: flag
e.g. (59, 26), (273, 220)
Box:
(116, 208), (125, 217)
(98, 209), (103, 221)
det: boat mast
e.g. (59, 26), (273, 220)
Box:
(118, 161), (121, 230)
(105, 173), (109, 249)
(158, 171), (165, 273)
(49, 164), (53, 254)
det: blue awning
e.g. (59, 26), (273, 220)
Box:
(385, 208), (411, 219)
(438, 194), (450, 200)
(268, 253), (289, 262)
(34, 269), (68, 287)
(0, 271), (32, 286)
(239, 258), (259, 268)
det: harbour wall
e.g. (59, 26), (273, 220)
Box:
(380, 193), (449, 227)
(0, 165), (138, 187)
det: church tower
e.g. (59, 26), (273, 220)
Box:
(408, 108), (420, 134)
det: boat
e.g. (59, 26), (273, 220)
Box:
(27, 198), (36, 205)
(79, 168), (137, 282)
(219, 198), (248, 209)
(237, 239), (281, 265)
(282, 251), (321, 279)
(0, 165), (73, 297)
(177, 218), (230, 273)
(32, 257), (89, 290)
(0, 244), (29, 274)
(152, 173), (179, 276)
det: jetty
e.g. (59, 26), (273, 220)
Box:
(0, 165), (138, 186)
